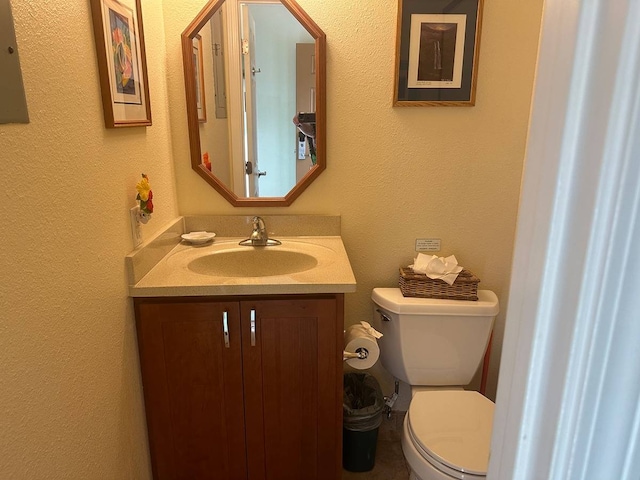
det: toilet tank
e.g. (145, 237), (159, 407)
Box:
(372, 288), (499, 386)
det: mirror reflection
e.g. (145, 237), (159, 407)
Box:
(183, 0), (325, 205)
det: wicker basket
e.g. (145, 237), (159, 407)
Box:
(399, 267), (480, 301)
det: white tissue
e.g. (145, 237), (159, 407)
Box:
(411, 253), (463, 285)
(359, 321), (383, 339)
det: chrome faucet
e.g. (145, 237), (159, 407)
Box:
(239, 216), (281, 246)
(250, 216), (268, 245)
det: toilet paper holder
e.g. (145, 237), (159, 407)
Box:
(343, 347), (369, 361)
(343, 321), (382, 367)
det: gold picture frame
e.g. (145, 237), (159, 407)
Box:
(393, 0), (484, 107)
(90, 0), (152, 127)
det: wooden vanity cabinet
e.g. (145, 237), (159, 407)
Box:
(134, 294), (344, 480)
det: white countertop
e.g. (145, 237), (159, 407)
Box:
(129, 235), (357, 297)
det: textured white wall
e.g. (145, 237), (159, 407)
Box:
(0, 1), (178, 478)
(166, 0), (544, 399)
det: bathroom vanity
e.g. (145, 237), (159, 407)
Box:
(135, 294), (343, 479)
(127, 216), (356, 479)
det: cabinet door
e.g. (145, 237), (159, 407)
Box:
(240, 296), (343, 480)
(136, 300), (247, 480)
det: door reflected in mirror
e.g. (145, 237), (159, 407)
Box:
(182, 0), (326, 206)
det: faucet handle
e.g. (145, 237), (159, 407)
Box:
(252, 216), (265, 230)
(239, 216), (281, 246)
(250, 216), (268, 244)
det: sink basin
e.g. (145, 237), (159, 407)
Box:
(187, 248), (318, 277)
(130, 234), (357, 296)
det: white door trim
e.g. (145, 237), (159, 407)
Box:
(489, 1), (640, 479)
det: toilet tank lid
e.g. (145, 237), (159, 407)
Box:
(372, 288), (499, 316)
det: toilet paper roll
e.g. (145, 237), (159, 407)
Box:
(344, 323), (380, 370)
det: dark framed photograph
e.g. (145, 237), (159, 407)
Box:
(90, 0), (152, 127)
(393, 0), (483, 106)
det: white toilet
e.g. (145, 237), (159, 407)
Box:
(372, 288), (499, 480)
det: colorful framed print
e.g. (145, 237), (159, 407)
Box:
(393, 0), (483, 106)
(90, 0), (152, 127)
(193, 34), (207, 123)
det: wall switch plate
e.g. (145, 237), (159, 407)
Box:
(415, 238), (441, 252)
(130, 206), (142, 248)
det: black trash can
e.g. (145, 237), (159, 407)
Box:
(342, 373), (385, 472)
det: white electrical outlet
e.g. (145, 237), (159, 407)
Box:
(415, 238), (441, 252)
(130, 206), (142, 248)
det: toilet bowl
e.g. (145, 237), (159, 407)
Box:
(372, 288), (499, 480)
(402, 390), (494, 479)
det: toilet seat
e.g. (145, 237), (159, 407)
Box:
(406, 390), (494, 479)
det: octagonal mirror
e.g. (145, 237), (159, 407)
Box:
(182, 0), (326, 206)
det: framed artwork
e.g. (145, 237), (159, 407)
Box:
(393, 0), (484, 106)
(90, 0), (152, 127)
(193, 35), (207, 123)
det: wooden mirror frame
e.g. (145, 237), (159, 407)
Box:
(181, 0), (326, 207)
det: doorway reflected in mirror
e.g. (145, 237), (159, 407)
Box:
(182, 0), (326, 206)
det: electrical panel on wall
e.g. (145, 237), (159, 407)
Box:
(0, 0), (29, 124)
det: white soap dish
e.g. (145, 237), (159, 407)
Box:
(181, 231), (216, 245)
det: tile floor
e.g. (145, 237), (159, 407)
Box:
(342, 412), (411, 480)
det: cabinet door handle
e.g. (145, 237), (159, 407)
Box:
(222, 311), (230, 348)
(250, 309), (257, 346)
